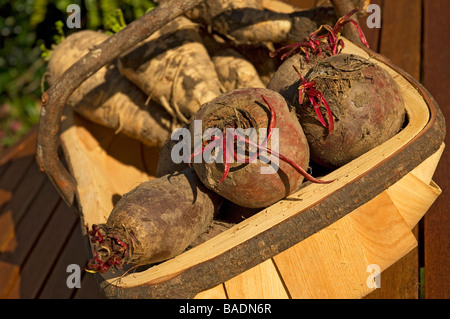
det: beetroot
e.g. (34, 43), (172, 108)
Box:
(296, 53), (406, 168)
(188, 88), (331, 209)
(267, 53), (317, 107)
(85, 168), (222, 273)
(267, 8), (372, 137)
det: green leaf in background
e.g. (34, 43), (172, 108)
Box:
(104, 8), (127, 34)
(0, 0), (157, 153)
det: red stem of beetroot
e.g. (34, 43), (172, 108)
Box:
(85, 224), (129, 274)
(232, 132), (333, 184)
(189, 95), (334, 185)
(271, 9), (369, 61)
(293, 65), (334, 133)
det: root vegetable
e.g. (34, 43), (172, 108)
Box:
(156, 125), (191, 177)
(46, 30), (175, 147)
(86, 168), (222, 273)
(268, 8), (370, 105)
(118, 16), (223, 122)
(187, 220), (236, 248)
(188, 87), (331, 209)
(296, 53), (406, 168)
(236, 44), (281, 86)
(184, 0), (336, 46)
(199, 27), (280, 86)
(212, 48), (266, 91)
(267, 52), (317, 106)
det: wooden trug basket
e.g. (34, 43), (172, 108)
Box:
(54, 37), (446, 299)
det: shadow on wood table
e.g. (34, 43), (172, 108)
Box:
(0, 127), (104, 298)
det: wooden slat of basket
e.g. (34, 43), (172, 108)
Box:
(60, 109), (158, 226)
(388, 175), (441, 231)
(194, 284), (227, 299)
(409, 143), (445, 186)
(272, 191), (417, 298)
(348, 192), (417, 272)
(385, 143), (444, 230)
(273, 212), (374, 298)
(224, 259), (290, 299)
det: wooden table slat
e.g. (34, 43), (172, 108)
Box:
(72, 272), (106, 299)
(0, 179), (61, 297)
(4, 201), (78, 298)
(0, 157), (34, 211)
(423, 0), (450, 299)
(38, 224), (91, 299)
(359, 0), (383, 52)
(0, 162), (48, 252)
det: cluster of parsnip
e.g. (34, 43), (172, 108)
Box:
(47, 1), (405, 274)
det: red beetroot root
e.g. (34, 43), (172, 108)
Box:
(188, 88), (331, 209)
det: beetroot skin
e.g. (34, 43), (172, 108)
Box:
(296, 54), (406, 168)
(189, 88), (311, 209)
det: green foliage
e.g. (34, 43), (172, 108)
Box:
(0, 0), (156, 152)
(41, 20), (66, 61)
(104, 8), (127, 34)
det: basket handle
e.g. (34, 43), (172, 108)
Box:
(36, 0), (204, 206)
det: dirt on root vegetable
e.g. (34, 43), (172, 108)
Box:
(46, 30), (175, 148)
(296, 53), (406, 168)
(184, 0), (336, 46)
(212, 48), (266, 91)
(118, 16), (223, 123)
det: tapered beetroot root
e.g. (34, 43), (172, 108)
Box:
(296, 54), (406, 168)
(86, 168), (222, 273)
(188, 88), (325, 209)
(156, 124), (191, 177)
(47, 30), (175, 147)
(118, 16), (223, 122)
